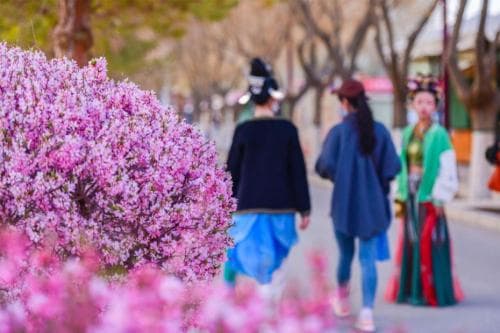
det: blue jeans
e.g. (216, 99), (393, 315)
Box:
(335, 230), (378, 308)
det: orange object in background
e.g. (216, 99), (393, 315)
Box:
(489, 166), (500, 192)
(488, 152), (500, 192)
(451, 130), (471, 164)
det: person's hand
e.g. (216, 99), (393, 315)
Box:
(394, 200), (405, 219)
(299, 215), (310, 230)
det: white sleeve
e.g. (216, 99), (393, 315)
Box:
(432, 149), (459, 203)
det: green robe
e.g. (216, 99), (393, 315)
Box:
(396, 124), (453, 203)
(393, 123), (461, 306)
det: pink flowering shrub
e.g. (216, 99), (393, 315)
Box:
(0, 229), (335, 333)
(0, 44), (235, 280)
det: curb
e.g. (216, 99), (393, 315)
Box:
(445, 202), (500, 233)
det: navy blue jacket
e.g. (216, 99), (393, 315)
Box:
(227, 118), (311, 216)
(315, 114), (401, 238)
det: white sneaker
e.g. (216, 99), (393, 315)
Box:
(331, 285), (351, 317)
(354, 308), (376, 332)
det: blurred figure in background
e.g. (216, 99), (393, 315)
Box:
(485, 112), (500, 192)
(224, 58), (311, 296)
(386, 75), (464, 307)
(316, 79), (401, 332)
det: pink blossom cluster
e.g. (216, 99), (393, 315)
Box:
(0, 44), (235, 280)
(0, 230), (336, 333)
(0, 229), (101, 332)
(195, 253), (335, 333)
(0, 229), (189, 332)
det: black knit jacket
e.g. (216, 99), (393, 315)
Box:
(227, 117), (311, 216)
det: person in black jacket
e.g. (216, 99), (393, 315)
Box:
(224, 58), (311, 287)
(485, 112), (500, 166)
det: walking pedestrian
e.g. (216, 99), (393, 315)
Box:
(485, 112), (500, 192)
(316, 79), (401, 332)
(385, 75), (464, 307)
(224, 58), (311, 291)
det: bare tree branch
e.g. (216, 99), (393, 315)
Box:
(295, 0), (332, 49)
(294, 0), (343, 78)
(380, 0), (397, 65)
(475, 0), (489, 92)
(377, 0), (404, 94)
(374, 19), (390, 71)
(490, 30), (500, 76)
(347, 0), (376, 75)
(231, 33), (254, 59)
(332, 0), (343, 47)
(318, 0), (338, 27)
(285, 72), (310, 117)
(286, 80), (310, 105)
(373, 0), (440, 127)
(402, 0), (440, 78)
(447, 0), (471, 103)
(224, 0), (290, 63)
(297, 38), (317, 85)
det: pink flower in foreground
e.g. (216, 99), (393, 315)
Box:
(0, 230), (336, 332)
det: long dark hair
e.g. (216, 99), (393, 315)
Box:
(341, 93), (376, 155)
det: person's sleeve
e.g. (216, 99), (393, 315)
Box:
(432, 131), (459, 204)
(381, 127), (402, 184)
(226, 125), (243, 198)
(289, 127), (311, 216)
(315, 128), (339, 181)
(395, 132), (408, 202)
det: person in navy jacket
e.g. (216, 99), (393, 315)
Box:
(316, 79), (400, 332)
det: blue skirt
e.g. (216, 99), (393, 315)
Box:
(226, 213), (297, 284)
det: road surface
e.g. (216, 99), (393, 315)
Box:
(285, 184), (500, 333)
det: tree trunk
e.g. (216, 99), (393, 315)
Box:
(313, 87), (324, 128)
(468, 106), (497, 199)
(470, 105), (498, 131)
(53, 0), (92, 67)
(284, 98), (298, 120)
(392, 89), (407, 129)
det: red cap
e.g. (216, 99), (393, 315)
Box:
(331, 79), (365, 98)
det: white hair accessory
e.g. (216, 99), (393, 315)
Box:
(269, 88), (285, 101)
(237, 92), (251, 105)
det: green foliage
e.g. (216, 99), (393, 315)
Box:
(0, 1), (58, 53)
(0, 0), (238, 83)
(189, 0), (240, 21)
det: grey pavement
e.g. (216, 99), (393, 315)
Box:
(285, 184), (500, 333)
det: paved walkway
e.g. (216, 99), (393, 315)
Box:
(286, 185), (500, 333)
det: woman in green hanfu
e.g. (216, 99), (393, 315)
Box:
(385, 75), (464, 306)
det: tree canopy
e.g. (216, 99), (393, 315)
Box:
(0, 0), (237, 81)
